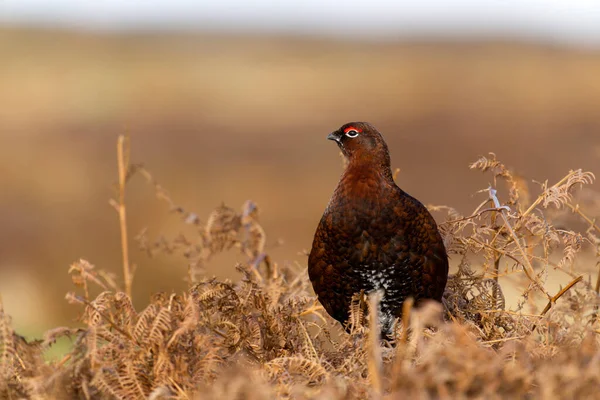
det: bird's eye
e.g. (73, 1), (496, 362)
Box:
(345, 129), (359, 138)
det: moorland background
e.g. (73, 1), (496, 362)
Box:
(1, 26), (599, 341)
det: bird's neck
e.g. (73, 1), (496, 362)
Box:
(340, 156), (395, 191)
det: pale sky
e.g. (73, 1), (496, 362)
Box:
(1, 0), (600, 46)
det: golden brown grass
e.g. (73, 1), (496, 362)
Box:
(1, 135), (600, 399)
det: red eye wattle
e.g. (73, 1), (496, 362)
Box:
(344, 127), (361, 138)
(343, 126), (362, 134)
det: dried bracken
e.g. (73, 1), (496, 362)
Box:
(1, 143), (599, 399)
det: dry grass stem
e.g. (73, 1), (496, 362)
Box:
(116, 135), (133, 298)
(367, 291), (383, 398)
(540, 275), (584, 317)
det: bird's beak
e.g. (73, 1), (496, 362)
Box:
(327, 131), (342, 143)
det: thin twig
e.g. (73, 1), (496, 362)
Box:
(596, 260), (600, 295)
(489, 187), (551, 300)
(482, 336), (526, 345)
(390, 297), (414, 392)
(468, 237), (527, 267)
(367, 291), (383, 398)
(539, 275), (583, 317)
(117, 135), (133, 298)
(442, 207), (512, 225)
(493, 253), (501, 301)
(566, 203), (600, 234)
(563, 202), (600, 294)
(531, 275), (583, 334)
(400, 297), (414, 345)
(297, 302), (328, 324)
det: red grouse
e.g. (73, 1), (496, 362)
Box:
(308, 122), (448, 337)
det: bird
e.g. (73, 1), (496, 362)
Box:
(308, 122), (449, 338)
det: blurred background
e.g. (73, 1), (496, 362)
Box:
(1, 1), (599, 340)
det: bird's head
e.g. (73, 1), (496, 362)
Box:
(327, 122), (391, 169)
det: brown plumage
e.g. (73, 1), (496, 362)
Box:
(308, 122), (448, 337)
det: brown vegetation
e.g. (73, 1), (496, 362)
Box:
(1, 136), (599, 399)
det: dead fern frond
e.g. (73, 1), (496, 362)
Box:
(346, 291), (368, 335)
(266, 356), (329, 385)
(114, 291), (137, 330)
(527, 170), (595, 214)
(205, 204), (241, 253)
(558, 232), (585, 272)
(69, 259), (109, 301)
(469, 152), (512, 183)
